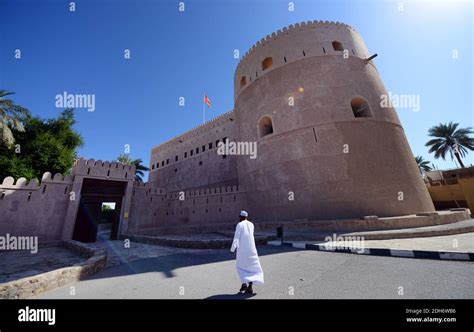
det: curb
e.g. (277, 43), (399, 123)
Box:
(0, 241), (107, 299)
(125, 234), (276, 249)
(267, 240), (474, 262)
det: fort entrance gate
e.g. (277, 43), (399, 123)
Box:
(72, 179), (127, 243)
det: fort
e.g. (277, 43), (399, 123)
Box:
(0, 20), (470, 243)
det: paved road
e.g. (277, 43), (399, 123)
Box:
(38, 246), (474, 299)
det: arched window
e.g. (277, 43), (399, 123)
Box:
(258, 116), (274, 138)
(332, 41), (344, 51)
(351, 97), (372, 118)
(240, 76), (247, 88)
(261, 57), (273, 71)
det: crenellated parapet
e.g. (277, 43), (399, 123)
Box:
(0, 172), (73, 191)
(234, 20), (370, 100)
(237, 20), (357, 68)
(72, 158), (135, 180)
(151, 110), (235, 154)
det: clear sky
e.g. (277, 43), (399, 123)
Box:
(1, 0), (473, 181)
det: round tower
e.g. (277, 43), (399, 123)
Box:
(233, 20), (434, 222)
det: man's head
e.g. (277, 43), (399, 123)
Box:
(239, 210), (248, 221)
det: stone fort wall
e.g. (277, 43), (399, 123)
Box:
(0, 173), (72, 241)
(232, 20), (435, 221)
(128, 182), (247, 234)
(148, 110), (240, 192)
(0, 159), (135, 242)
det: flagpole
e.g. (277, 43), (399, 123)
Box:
(203, 93), (205, 124)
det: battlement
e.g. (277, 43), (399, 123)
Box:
(237, 20), (357, 70)
(151, 110), (235, 153)
(72, 158), (135, 180)
(0, 172), (74, 191)
(233, 20), (369, 100)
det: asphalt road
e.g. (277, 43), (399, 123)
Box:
(38, 246), (474, 299)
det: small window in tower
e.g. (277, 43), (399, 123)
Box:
(351, 97), (372, 118)
(202, 145), (206, 152)
(284, 56), (287, 63)
(240, 76), (247, 88)
(162, 161), (165, 166)
(157, 163), (159, 168)
(258, 116), (274, 138)
(196, 147), (199, 154)
(184, 152), (187, 158)
(152, 164), (155, 170)
(332, 41), (344, 51)
(175, 155), (178, 162)
(261, 57), (273, 71)
(209, 142), (213, 149)
(166, 159), (169, 165)
(190, 150), (194, 156)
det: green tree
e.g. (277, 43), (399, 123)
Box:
(425, 122), (474, 168)
(0, 90), (30, 147)
(0, 109), (83, 180)
(116, 154), (149, 182)
(415, 156), (432, 174)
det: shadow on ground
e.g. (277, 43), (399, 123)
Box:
(205, 293), (257, 300)
(79, 245), (299, 282)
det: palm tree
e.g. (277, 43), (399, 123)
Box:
(415, 156), (432, 174)
(0, 90), (30, 147)
(116, 154), (149, 182)
(425, 122), (474, 168)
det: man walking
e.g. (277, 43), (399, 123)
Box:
(230, 211), (264, 294)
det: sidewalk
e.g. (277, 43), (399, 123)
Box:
(268, 232), (474, 262)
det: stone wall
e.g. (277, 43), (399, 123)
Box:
(128, 182), (247, 235)
(0, 173), (72, 241)
(148, 110), (240, 192)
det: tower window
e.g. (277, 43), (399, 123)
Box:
(184, 152), (187, 158)
(240, 76), (247, 88)
(332, 41), (344, 51)
(209, 142), (213, 149)
(175, 155), (178, 162)
(258, 116), (274, 138)
(261, 57), (273, 71)
(351, 97), (372, 118)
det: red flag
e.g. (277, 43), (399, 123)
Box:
(204, 94), (212, 107)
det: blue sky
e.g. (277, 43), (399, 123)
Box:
(1, 0), (473, 180)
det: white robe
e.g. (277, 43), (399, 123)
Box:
(230, 219), (264, 284)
